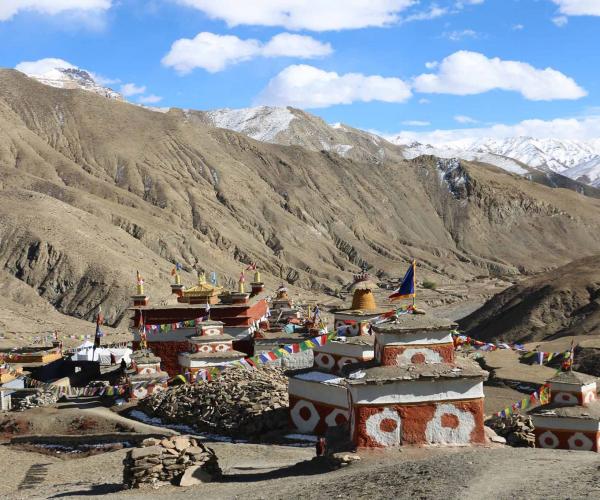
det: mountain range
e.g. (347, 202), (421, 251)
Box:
(3, 65), (600, 341)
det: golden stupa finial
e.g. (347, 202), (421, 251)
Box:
(136, 270), (144, 295)
(198, 271), (207, 285)
(239, 270), (246, 293)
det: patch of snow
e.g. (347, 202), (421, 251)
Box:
(294, 371), (344, 385)
(19, 65), (122, 100)
(332, 144), (353, 156)
(563, 156), (600, 187)
(205, 106), (294, 142)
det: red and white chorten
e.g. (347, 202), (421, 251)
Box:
(128, 350), (168, 399)
(288, 312), (489, 448)
(178, 320), (246, 378)
(530, 371), (600, 452)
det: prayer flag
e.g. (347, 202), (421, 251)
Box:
(389, 260), (416, 301)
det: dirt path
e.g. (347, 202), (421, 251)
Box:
(1, 441), (598, 499)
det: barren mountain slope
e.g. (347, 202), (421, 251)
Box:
(2, 68), (600, 332)
(459, 255), (600, 343)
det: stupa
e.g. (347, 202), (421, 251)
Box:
(529, 370), (600, 451)
(128, 349), (169, 399)
(288, 311), (489, 448)
(178, 320), (246, 379)
(333, 274), (386, 335)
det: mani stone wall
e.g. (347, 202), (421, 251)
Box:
(123, 436), (221, 489)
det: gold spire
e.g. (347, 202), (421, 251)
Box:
(198, 272), (207, 285)
(254, 270), (261, 283)
(136, 270), (144, 295)
(239, 271), (246, 293)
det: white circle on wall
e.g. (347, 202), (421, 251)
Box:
(555, 392), (578, 404)
(199, 344), (212, 353)
(315, 353), (335, 370)
(325, 408), (349, 427)
(568, 432), (593, 451)
(290, 400), (320, 433)
(215, 343), (228, 351)
(365, 408), (402, 447)
(425, 403), (475, 445)
(337, 356), (356, 370)
(538, 430), (559, 449)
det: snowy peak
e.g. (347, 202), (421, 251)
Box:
(193, 105), (405, 165)
(203, 106), (295, 142)
(395, 135), (600, 188)
(17, 62), (122, 101)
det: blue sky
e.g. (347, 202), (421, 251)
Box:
(1, 0), (600, 143)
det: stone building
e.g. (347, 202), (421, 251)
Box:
(529, 370), (600, 452)
(128, 350), (169, 399)
(288, 307), (489, 448)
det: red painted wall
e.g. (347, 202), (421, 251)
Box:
(353, 399), (485, 448)
(534, 428), (600, 452)
(378, 344), (455, 366)
(289, 395), (349, 435)
(133, 340), (189, 377)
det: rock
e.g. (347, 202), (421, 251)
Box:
(490, 435), (507, 444)
(131, 446), (163, 460)
(142, 438), (161, 447)
(178, 466), (214, 487)
(174, 437), (191, 451)
(161, 439), (175, 449)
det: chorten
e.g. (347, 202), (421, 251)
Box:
(128, 349), (168, 399)
(131, 271), (149, 307)
(178, 320), (246, 379)
(287, 314), (489, 448)
(333, 273), (386, 336)
(529, 370), (600, 451)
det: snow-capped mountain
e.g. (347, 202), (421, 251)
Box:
(187, 105), (407, 165)
(18, 64), (122, 101)
(394, 136), (600, 188)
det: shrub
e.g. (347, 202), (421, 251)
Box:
(422, 280), (437, 290)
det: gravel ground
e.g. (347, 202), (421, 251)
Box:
(1, 441), (599, 499)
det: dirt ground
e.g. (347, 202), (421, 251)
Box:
(0, 440), (598, 499)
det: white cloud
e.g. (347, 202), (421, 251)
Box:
(402, 120), (430, 126)
(552, 1), (600, 16)
(175, 0), (415, 31)
(162, 32), (332, 74)
(418, 98), (431, 104)
(413, 50), (586, 101)
(138, 94), (163, 104)
(391, 115), (600, 144)
(15, 57), (76, 76)
(121, 83), (146, 96)
(442, 29), (479, 41)
(0, 0), (111, 21)
(552, 15), (569, 26)
(262, 33), (332, 58)
(400, 5), (448, 23)
(454, 115), (478, 124)
(255, 64), (412, 108)
(425, 60), (438, 69)
(512, 23), (524, 30)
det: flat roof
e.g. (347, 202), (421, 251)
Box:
(332, 335), (376, 346)
(344, 357), (488, 385)
(182, 350), (246, 360)
(548, 371), (597, 386)
(530, 400), (600, 420)
(187, 334), (234, 342)
(373, 315), (457, 334)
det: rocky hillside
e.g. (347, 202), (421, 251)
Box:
(459, 255), (600, 343)
(3, 68), (600, 333)
(189, 105), (406, 165)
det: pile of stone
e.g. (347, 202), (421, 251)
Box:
(13, 390), (58, 411)
(485, 414), (535, 447)
(140, 367), (288, 440)
(123, 436), (221, 489)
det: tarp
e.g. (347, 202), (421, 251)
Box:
(71, 344), (132, 365)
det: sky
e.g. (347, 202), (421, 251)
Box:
(1, 0), (600, 143)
